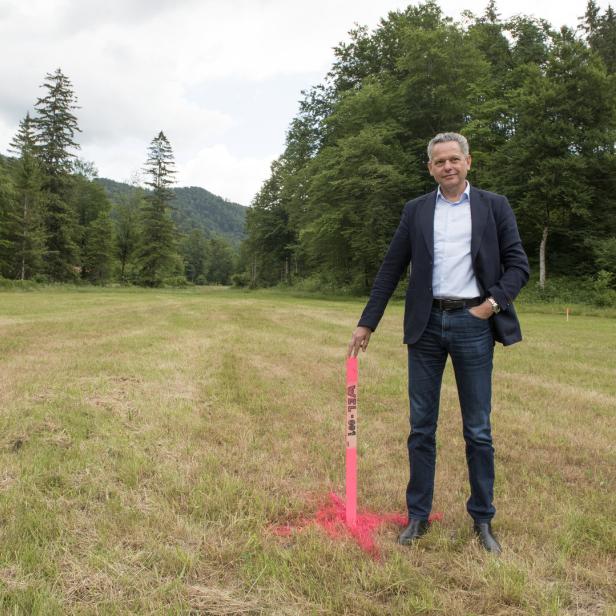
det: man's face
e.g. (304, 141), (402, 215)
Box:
(427, 141), (471, 195)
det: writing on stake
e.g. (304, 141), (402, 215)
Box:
(347, 384), (357, 440)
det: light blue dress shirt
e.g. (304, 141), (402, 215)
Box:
(432, 182), (481, 299)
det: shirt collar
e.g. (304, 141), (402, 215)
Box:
(437, 181), (470, 205)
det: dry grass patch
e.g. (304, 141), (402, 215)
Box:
(0, 288), (614, 614)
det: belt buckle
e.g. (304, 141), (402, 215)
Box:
(442, 299), (464, 311)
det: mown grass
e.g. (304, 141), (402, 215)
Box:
(0, 287), (614, 615)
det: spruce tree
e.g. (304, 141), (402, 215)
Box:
(34, 68), (81, 178)
(34, 68), (81, 280)
(7, 113), (46, 279)
(137, 131), (180, 286)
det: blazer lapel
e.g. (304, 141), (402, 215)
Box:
(470, 187), (489, 260)
(419, 191), (437, 258)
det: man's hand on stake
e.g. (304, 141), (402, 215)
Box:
(347, 326), (372, 357)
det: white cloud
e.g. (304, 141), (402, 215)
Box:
(0, 0), (611, 203)
(80, 136), (147, 185)
(178, 144), (273, 205)
(0, 117), (16, 154)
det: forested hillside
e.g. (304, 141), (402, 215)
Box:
(0, 71), (242, 287)
(242, 0), (616, 303)
(96, 178), (246, 246)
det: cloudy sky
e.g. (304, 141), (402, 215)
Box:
(0, 0), (610, 205)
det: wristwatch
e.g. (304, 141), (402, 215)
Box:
(487, 297), (500, 314)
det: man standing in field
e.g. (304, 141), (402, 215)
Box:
(348, 132), (529, 553)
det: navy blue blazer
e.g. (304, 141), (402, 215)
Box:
(358, 187), (530, 346)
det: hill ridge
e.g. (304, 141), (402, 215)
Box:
(96, 177), (247, 245)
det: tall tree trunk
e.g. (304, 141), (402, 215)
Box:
(539, 225), (548, 289)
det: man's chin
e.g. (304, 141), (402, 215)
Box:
(441, 179), (463, 190)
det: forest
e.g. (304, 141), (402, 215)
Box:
(0, 71), (240, 287)
(240, 0), (616, 305)
(2, 1), (616, 305)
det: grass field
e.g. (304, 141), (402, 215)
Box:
(0, 287), (614, 615)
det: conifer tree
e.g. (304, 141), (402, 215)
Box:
(137, 131), (180, 286)
(34, 68), (81, 280)
(7, 112), (46, 279)
(34, 68), (81, 179)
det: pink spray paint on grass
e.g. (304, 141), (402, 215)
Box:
(270, 357), (442, 559)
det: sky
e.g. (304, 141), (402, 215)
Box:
(0, 0), (611, 205)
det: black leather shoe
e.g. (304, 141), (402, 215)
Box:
(473, 522), (501, 554)
(398, 519), (430, 545)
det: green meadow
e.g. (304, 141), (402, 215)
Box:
(0, 288), (614, 615)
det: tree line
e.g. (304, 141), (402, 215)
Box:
(241, 0), (616, 300)
(0, 69), (236, 286)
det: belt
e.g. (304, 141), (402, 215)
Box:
(433, 297), (483, 311)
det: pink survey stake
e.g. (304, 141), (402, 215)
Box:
(345, 357), (358, 528)
(269, 355), (443, 558)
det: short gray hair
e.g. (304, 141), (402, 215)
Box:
(427, 132), (469, 161)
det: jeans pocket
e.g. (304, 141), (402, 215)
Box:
(466, 308), (490, 322)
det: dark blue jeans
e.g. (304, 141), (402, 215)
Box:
(406, 306), (495, 522)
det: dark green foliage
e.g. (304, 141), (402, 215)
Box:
(206, 236), (235, 285)
(136, 131), (182, 287)
(71, 170), (112, 235)
(241, 2), (616, 303)
(4, 114), (46, 279)
(66, 169), (115, 284)
(96, 179), (246, 246)
(172, 187), (245, 244)
(0, 162), (16, 275)
(300, 123), (418, 287)
(592, 237), (616, 274)
(484, 31), (616, 284)
(42, 190), (80, 281)
(33, 68), (82, 280)
(580, 0), (616, 73)
(33, 68), (81, 178)
(111, 185), (144, 283)
(0, 69), (243, 287)
(181, 228), (209, 283)
(81, 212), (114, 284)
(179, 229), (235, 285)
(244, 160), (297, 287)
